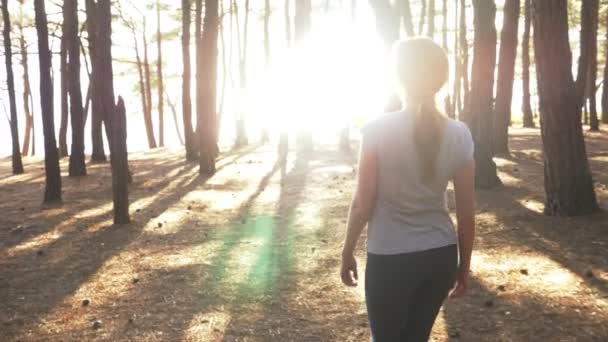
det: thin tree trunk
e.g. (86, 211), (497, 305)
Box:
(531, 0), (598, 216)
(426, 0), (435, 38)
(165, 89), (184, 145)
(65, 0), (87, 176)
(35, 0), (62, 203)
(451, 0), (460, 118)
(18, 3), (33, 157)
(156, 0), (164, 146)
(264, 0), (271, 67)
(441, 0), (447, 50)
(459, 0), (470, 115)
(575, 0), (594, 111)
(295, 0), (313, 151)
(110, 97), (130, 224)
(86, 0), (107, 162)
(494, 0), (520, 154)
(2, 0), (24, 174)
(586, 0), (599, 131)
(182, 0), (196, 160)
(143, 21), (154, 145)
(198, 0), (219, 175)
(218, 0), (226, 139)
(418, 0), (427, 35)
(602, 4), (608, 124)
(235, 0), (249, 147)
(399, 0), (415, 37)
(285, 0), (292, 47)
(369, 0), (398, 48)
(195, 0), (203, 156)
(521, 0), (534, 127)
(131, 26), (157, 149)
(467, 0), (500, 188)
(59, 22), (69, 158)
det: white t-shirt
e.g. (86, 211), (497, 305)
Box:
(362, 110), (474, 255)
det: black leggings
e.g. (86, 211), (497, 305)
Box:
(365, 245), (458, 342)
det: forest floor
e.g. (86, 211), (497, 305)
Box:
(1, 128), (608, 342)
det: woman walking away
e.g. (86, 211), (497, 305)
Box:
(340, 38), (475, 342)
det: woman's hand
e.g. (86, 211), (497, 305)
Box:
(340, 251), (358, 287)
(449, 266), (469, 298)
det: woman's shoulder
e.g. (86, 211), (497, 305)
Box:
(361, 111), (406, 135)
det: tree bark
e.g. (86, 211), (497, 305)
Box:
(143, 21), (154, 146)
(18, 3), (34, 157)
(586, 0), (599, 131)
(602, 4), (608, 125)
(264, 0), (271, 67)
(198, 0), (219, 175)
(182, 0), (196, 160)
(35, 0), (62, 203)
(459, 0), (470, 115)
(285, 0), (292, 47)
(295, 0), (313, 151)
(418, 0), (426, 35)
(110, 97), (130, 224)
(86, 0), (107, 162)
(156, 0), (164, 146)
(398, 0), (415, 37)
(2, 0), (24, 174)
(451, 0), (460, 118)
(494, 0), (520, 154)
(575, 0), (595, 112)
(59, 21), (69, 158)
(426, 0), (435, 38)
(234, 0), (249, 147)
(130, 25), (157, 149)
(467, 0), (500, 189)
(521, 0), (534, 127)
(531, 0), (599, 216)
(65, 0), (87, 177)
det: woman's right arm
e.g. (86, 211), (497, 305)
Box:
(450, 159), (475, 298)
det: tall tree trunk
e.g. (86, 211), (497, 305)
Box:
(295, 0), (313, 151)
(418, 0), (427, 35)
(2, 0), (24, 174)
(467, 0), (500, 188)
(131, 26), (157, 149)
(441, 0), (447, 50)
(110, 97), (130, 224)
(143, 21), (154, 146)
(264, 0), (271, 67)
(195, 0), (203, 156)
(369, 0), (398, 48)
(398, 0), (415, 37)
(165, 89), (184, 145)
(182, 0), (196, 160)
(86, 0), (107, 162)
(234, 0), (249, 147)
(285, 0), (292, 47)
(156, 0), (164, 146)
(531, 0), (598, 216)
(218, 0), (226, 137)
(35, 0), (62, 203)
(65, 0), (86, 177)
(586, 0), (599, 131)
(426, 0), (435, 38)
(198, 0), (219, 175)
(459, 0), (470, 115)
(602, 5), (608, 125)
(18, 2), (34, 157)
(575, 0), (595, 112)
(59, 23), (69, 158)
(521, 0), (534, 127)
(494, 0), (520, 154)
(451, 0), (460, 118)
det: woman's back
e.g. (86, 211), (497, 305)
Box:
(363, 110), (474, 255)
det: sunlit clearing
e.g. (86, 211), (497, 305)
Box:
(518, 198), (545, 213)
(186, 311), (231, 341)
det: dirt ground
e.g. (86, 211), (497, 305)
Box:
(1, 127), (607, 342)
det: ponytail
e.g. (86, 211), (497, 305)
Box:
(413, 99), (446, 184)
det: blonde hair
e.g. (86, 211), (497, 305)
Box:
(393, 38), (449, 184)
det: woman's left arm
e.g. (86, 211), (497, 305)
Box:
(340, 141), (378, 287)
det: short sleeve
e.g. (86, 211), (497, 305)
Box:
(360, 120), (380, 153)
(459, 121), (474, 162)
